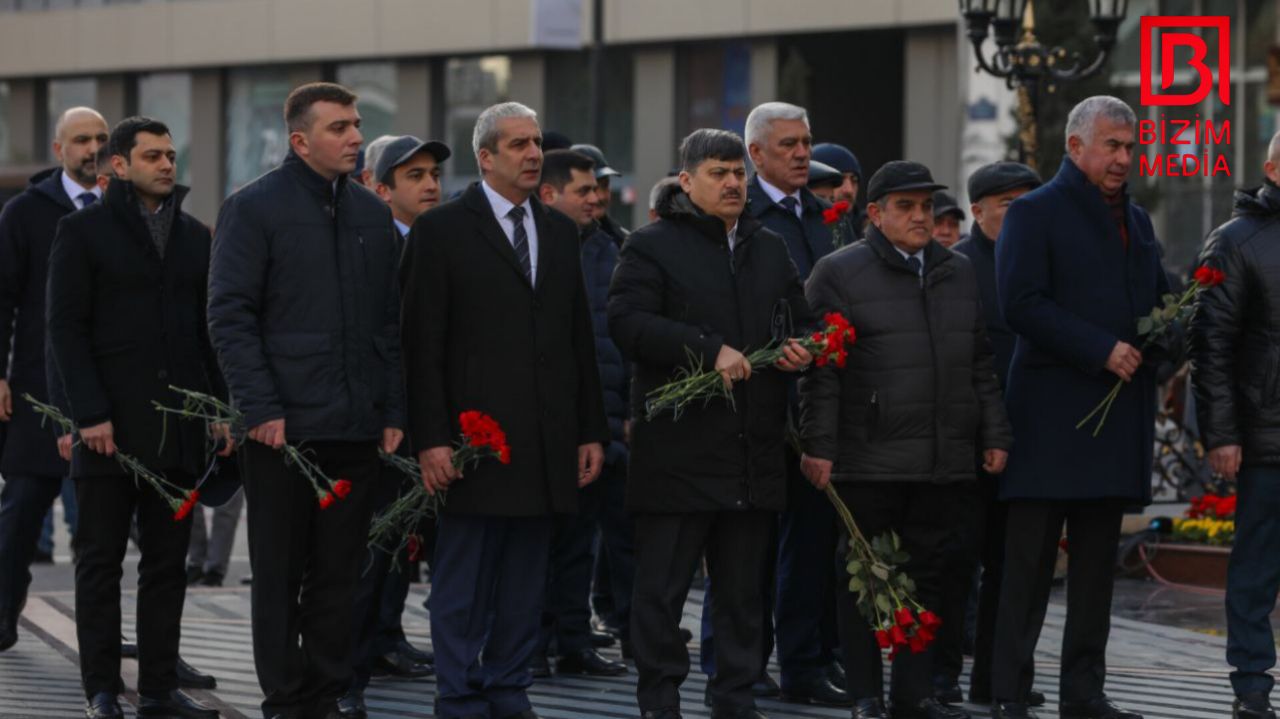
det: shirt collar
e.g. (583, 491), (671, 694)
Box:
(756, 175), (802, 214)
(727, 221), (739, 248)
(481, 179), (533, 223)
(894, 244), (926, 274)
(61, 170), (100, 206)
(394, 218), (411, 238)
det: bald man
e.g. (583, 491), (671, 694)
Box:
(0, 107), (108, 654)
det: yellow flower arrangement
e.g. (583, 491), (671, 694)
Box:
(1172, 516), (1235, 546)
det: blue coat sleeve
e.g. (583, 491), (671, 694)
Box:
(996, 199), (1117, 376)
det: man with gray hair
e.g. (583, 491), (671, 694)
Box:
(989, 95), (1164, 719)
(400, 101), (608, 719)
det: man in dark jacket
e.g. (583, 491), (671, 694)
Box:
(740, 101), (845, 708)
(991, 96), (1165, 719)
(812, 142), (865, 236)
(47, 116), (223, 719)
(1189, 132), (1280, 719)
(400, 102), (608, 719)
(610, 128), (814, 719)
(0, 106), (106, 653)
(571, 143), (630, 245)
(526, 148), (629, 679)
(208, 82), (407, 719)
(940, 162), (1042, 708)
(799, 160), (1012, 719)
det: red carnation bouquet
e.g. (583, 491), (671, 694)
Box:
(26, 394), (199, 522)
(369, 410), (510, 561)
(1077, 265), (1226, 436)
(643, 312), (857, 420)
(823, 200), (856, 249)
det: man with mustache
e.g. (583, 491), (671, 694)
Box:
(0, 106), (105, 654)
(208, 82), (407, 719)
(611, 128), (814, 719)
(799, 161), (1012, 719)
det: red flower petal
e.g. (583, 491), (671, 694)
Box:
(333, 479), (352, 499)
(319, 492), (335, 509)
(894, 607), (915, 628)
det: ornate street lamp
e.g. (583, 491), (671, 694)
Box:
(960, 0), (1128, 171)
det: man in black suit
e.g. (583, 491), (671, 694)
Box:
(0, 106), (106, 653)
(400, 101), (609, 719)
(47, 116), (224, 719)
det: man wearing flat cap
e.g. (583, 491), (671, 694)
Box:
(799, 160), (1012, 719)
(931, 191), (965, 249)
(374, 135), (451, 238)
(932, 162), (1042, 709)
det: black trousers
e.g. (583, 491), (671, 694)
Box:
(632, 510), (772, 714)
(834, 481), (971, 707)
(241, 440), (378, 717)
(350, 466), (413, 689)
(990, 500), (1124, 704)
(0, 474), (63, 629)
(74, 472), (193, 698)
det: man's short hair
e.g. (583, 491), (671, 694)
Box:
(472, 102), (538, 158)
(94, 145), (113, 176)
(541, 150), (595, 192)
(108, 116), (171, 162)
(284, 82), (358, 133)
(744, 102), (809, 149)
(1063, 95), (1136, 150)
(679, 129), (746, 173)
(649, 176), (681, 210)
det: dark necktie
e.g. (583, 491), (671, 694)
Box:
(507, 205), (533, 283)
(77, 192), (97, 208)
(906, 255), (922, 276)
(779, 196), (798, 218)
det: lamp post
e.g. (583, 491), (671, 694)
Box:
(959, 0), (1129, 171)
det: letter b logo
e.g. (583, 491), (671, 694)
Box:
(1141, 16), (1230, 107)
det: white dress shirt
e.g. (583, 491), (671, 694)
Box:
(757, 175), (803, 220)
(894, 245), (926, 277)
(62, 171), (102, 210)
(394, 218), (411, 238)
(481, 180), (539, 284)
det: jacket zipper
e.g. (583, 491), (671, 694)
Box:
(920, 271), (941, 479)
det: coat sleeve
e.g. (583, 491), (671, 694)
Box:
(207, 194), (284, 430)
(568, 234), (611, 446)
(380, 224), (407, 431)
(399, 214), (453, 450)
(0, 202), (26, 373)
(996, 199), (1118, 376)
(607, 236), (724, 371)
(195, 224), (229, 404)
(797, 257), (843, 461)
(46, 217), (110, 426)
(1189, 231), (1246, 450)
(971, 291), (1013, 451)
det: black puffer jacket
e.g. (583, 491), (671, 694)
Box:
(208, 152), (405, 441)
(1190, 181), (1280, 464)
(609, 190), (813, 513)
(799, 227), (1012, 482)
(581, 224), (629, 464)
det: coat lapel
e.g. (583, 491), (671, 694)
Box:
(463, 183), (534, 291)
(530, 198), (553, 295)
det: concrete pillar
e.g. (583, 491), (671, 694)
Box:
(187, 70), (224, 226)
(96, 75), (129, 127)
(631, 45), (676, 229)
(509, 54), (547, 116)
(395, 59), (432, 137)
(7, 79), (39, 164)
(903, 27), (961, 193)
(749, 39), (778, 107)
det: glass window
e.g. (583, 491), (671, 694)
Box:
(224, 67), (291, 196)
(676, 40), (751, 141)
(0, 81), (10, 165)
(336, 62), (398, 146)
(543, 48), (635, 172)
(47, 77), (97, 160)
(443, 55), (511, 194)
(138, 72), (192, 185)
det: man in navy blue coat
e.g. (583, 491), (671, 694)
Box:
(989, 96), (1165, 719)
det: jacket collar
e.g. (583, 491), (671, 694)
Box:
(29, 168), (77, 213)
(103, 177), (190, 263)
(656, 188), (763, 247)
(967, 222), (994, 252)
(282, 151), (349, 207)
(1053, 155), (1130, 218)
(864, 224), (953, 279)
(462, 181), (549, 292)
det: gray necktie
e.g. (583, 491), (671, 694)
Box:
(507, 205), (532, 283)
(779, 196), (799, 218)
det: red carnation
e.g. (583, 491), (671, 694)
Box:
(173, 497), (195, 521)
(1194, 265), (1226, 287)
(875, 629), (891, 649)
(889, 624), (908, 646)
(822, 207), (840, 224)
(333, 479), (352, 499)
(894, 607), (915, 628)
(407, 534), (423, 562)
(908, 632), (928, 654)
(498, 445), (511, 465)
(919, 610), (942, 632)
(319, 492), (335, 509)
(832, 200), (851, 214)
(915, 625), (936, 644)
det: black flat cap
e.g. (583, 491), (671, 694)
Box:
(967, 161), (1041, 203)
(571, 143), (622, 178)
(375, 135), (451, 185)
(867, 160), (946, 202)
(932, 191), (964, 220)
(807, 159), (843, 187)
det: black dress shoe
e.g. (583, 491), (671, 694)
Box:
(1236, 693), (1277, 719)
(709, 707), (767, 719)
(852, 697), (889, 719)
(752, 673), (780, 697)
(337, 688), (368, 718)
(780, 675), (850, 706)
(1060, 696), (1142, 719)
(641, 709), (682, 719)
(177, 656), (217, 689)
(371, 649), (433, 679)
(556, 648), (627, 676)
(529, 653), (552, 679)
(826, 660), (846, 687)
(590, 628), (618, 648)
(893, 697), (970, 719)
(934, 681), (963, 705)
(85, 692), (124, 719)
(137, 690), (218, 718)
(993, 702), (1038, 719)
(396, 638), (433, 664)
(200, 570), (225, 587)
